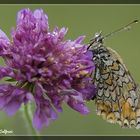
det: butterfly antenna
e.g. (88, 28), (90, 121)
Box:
(102, 20), (139, 40)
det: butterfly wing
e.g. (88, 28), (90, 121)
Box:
(93, 47), (140, 129)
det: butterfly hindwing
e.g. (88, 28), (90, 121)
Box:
(92, 44), (140, 129)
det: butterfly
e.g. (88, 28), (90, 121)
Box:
(88, 20), (140, 129)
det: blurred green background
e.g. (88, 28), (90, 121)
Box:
(0, 5), (140, 136)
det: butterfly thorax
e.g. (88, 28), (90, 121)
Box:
(89, 33), (110, 69)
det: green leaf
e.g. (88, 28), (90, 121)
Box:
(5, 78), (17, 82)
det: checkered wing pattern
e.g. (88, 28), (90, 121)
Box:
(91, 42), (140, 129)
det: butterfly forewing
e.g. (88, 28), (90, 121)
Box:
(90, 34), (140, 129)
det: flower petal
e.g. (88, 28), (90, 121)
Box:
(4, 101), (21, 116)
(33, 97), (58, 130)
(66, 93), (90, 115)
(33, 83), (58, 129)
(0, 84), (32, 116)
(0, 29), (9, 40)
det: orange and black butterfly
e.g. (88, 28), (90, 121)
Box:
(88, 20), (140, 129)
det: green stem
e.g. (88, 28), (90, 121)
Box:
(24, 103), (39, 136)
